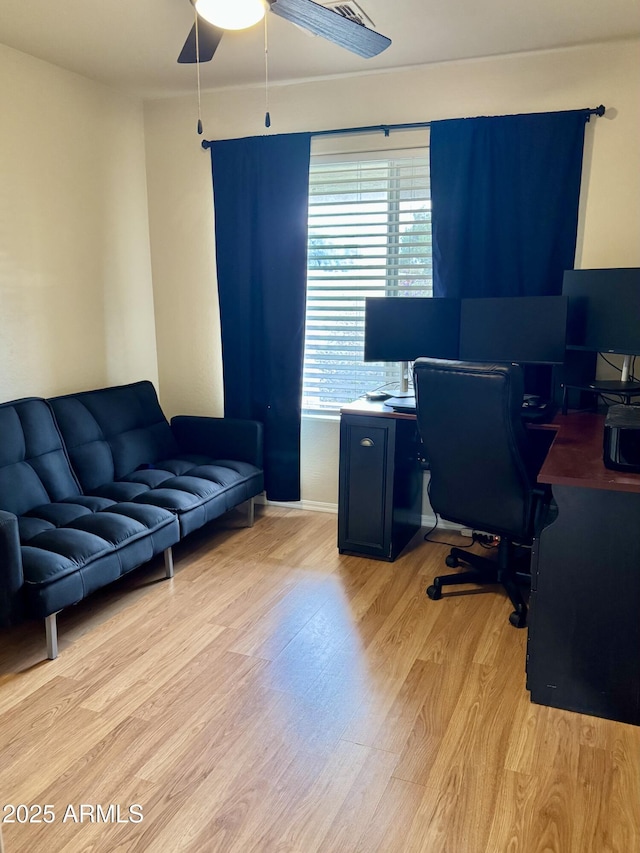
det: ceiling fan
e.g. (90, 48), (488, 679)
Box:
(177, 0), (392, 64)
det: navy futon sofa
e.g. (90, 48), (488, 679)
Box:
(0, 381), (264, 659)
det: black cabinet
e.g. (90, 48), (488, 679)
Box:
(338, 407), (423, 561)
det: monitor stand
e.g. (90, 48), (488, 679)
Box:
(393, 360), (414, 397)
(562, 378), (640, 414)
(589, 353), (640, 396)
(561, 355), (640, 413)
(587, 380), (640, 395)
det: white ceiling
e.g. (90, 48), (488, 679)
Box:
(0, 0), (638, 99)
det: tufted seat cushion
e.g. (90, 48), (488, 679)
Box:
(21, 501), (175, 581)
(50, 382), (264, 537)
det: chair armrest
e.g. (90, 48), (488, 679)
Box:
(0, 510), (25, 627)
(530, 485), (555, 535)
(170, 416), (263, 468)
(524, 426), (556, 481)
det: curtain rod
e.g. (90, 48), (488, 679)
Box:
(311, 120), (431, 138)
(201, 105), (605, 149)
(310, 105), (606, 138)
(202, 120), (430, 148)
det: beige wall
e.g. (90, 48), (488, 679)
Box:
(3, 35), (637, 509)
(145, 38), (640, 508)
(0, 44), (158, 402)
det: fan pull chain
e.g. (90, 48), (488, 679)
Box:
(195, 8), (203, 134)
(264, 14), (271, 128)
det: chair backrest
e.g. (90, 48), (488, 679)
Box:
(0, 397), (81, 516)
(413, 358), (538, 541)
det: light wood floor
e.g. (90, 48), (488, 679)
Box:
(0, 506), (638, 853)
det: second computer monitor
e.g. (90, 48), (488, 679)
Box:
(459, 295), (568, 365)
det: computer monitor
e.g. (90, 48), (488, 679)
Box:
(562, 268), (640, 391)
(364, 297), (460, 363)
(364, 297), (460, 393)
(562, 268), (640, 355)
(459, 295), (568, 365)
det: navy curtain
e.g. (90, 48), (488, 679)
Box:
(430, 109), (589, 299)
(209, 132), (311, 501)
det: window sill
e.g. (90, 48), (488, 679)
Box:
(302, 412), (340, 423)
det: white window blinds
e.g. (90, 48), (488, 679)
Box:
(303, 145), (432, 414)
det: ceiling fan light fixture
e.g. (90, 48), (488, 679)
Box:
(194, 0), (266, 30)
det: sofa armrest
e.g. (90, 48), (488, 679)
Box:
(0, 510), (25, 627)
(171, 416), (263, 468)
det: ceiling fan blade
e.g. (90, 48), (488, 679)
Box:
(268, 0), (391, 58)
(177, 20), (224, 64)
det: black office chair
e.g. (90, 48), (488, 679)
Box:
(413, 358), (551, 628)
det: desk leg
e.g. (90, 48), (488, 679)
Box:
(528, 484), (640, 725)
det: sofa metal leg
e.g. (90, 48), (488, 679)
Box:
(164, 547), (174, 579)
(45, 613), (59, 660)
(246, 497), (255, 528)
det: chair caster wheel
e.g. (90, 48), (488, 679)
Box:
(509, 610), (527, 628)
(427, 584), (442, 601)
(445, 554), (460, 568)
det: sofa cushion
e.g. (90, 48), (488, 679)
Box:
(20, 502), (177, 586)
(22, 507), (179, 621)
(25, 501), (93, 529)
(22, 529), (115, 583)
(17, 496), (117, 542)
(24, 516), (179, 621)
(0, 399), (81, 516)
(49, 382), (180, 489)
(93, 457), (262, 533)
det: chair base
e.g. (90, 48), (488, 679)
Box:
(426, 539), (530, 628)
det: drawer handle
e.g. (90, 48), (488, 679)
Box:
(360, 438), (375, 447)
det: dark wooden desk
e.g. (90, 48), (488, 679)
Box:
(527, 412), (640, 725)
(536, 411), (640, 492)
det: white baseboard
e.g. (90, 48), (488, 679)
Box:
(256, 496), (338, 514)
(257, 496), (465, 533)
(427, 516), (465, 532)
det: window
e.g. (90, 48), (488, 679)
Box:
(302, 142), (432, 415)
